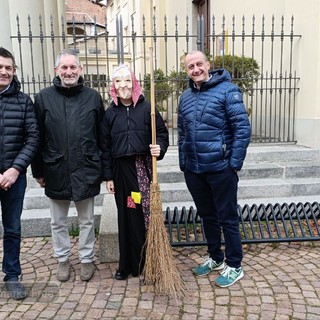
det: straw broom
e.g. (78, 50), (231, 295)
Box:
(142, 46), (185, 298)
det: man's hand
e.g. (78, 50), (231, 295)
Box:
(0, 168), (20, 190)
(0, 174), (6, 190)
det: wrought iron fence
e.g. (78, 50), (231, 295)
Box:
(166, 202), (320, 246)
(11, 13), (300, 145)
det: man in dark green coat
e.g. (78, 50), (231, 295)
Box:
(32, 49), (105, 282)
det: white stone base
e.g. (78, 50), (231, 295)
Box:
(99, 193), (119, 263)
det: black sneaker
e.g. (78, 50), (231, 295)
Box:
(5, 279), (28, 300)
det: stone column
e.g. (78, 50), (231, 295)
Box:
(3, 0), (65, 93)
(0, 0), (12, 50)
(99, 193), (120, 263)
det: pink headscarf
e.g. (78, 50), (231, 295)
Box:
(109, 65), (142, 107)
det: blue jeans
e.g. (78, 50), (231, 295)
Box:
(0, 174), (26, 281)
(184, 167), (243, 268)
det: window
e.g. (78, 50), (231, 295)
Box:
(88, 47), (101, 54)
(92, 74), (107, 87)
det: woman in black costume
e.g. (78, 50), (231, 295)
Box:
(100, 65), (169, 280)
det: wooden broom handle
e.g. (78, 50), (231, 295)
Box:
(149, 46), (158, 184)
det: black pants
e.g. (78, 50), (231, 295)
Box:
(184, 167), (242, 268)
(113, 157), (146, 276)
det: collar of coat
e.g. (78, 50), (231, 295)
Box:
(53, 75), (84, 96)
(0, 75), (21, 96)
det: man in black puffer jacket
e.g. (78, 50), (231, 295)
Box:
(31, 49), (105, 283)
(0, 47), (39, 300)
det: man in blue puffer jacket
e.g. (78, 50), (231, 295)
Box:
(178, 50), (251, 287)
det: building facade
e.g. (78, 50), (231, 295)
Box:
(1, 0), (320, 147)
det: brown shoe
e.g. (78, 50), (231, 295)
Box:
(57, 260), (70, 282)
(80, 262), (95, 281)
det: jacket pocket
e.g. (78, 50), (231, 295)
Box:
(84, 153), (102, 185)
(43, 154), (66, 191)
(43, 153), (64, 164)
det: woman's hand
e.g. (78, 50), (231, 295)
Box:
(106, 180), (115, 193)
(149, 144), (161, 158)
(36, 177), (45, 188)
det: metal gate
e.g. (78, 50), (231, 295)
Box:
(11, 13), (300, 145)
(166, 202), (320, 246)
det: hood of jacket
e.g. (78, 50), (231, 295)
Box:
(110, 94), (145, 108)
(189, 68), (231, 92)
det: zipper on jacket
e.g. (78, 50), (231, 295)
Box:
(127, 107), (131, 153)
(222, 143), (226, 159)
(64, 98), (73, 200)
(0, 98), (4, 171)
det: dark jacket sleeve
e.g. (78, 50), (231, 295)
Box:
(177, 94), (186, 172)
(99, 110), (113, 181)
(96, 95), (106, 151)
(155, 109), (169, 160)
(31, 93), (45, 178)
(225, 86), (251, 171)
(12, 95), (39, 172)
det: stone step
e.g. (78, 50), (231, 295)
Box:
(159, 145), (320, 166)
(23, 175), (320, 210)
(23, 185), (107, 210)
(244, 145), (320, 162)
(16, 207), (102, 238)
(162, 194), (320, 211)
(157, 161), (320, 182)
(239, 177), (320, 199)
(99, 144), (320, 262)
(26, 145), (320, 188)
(26, 159), (320, 190)
(17, 144), (320, 240)
(158, 177), (320, 203)
(17, 191), (320, 238)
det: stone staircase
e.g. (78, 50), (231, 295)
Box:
(8, 144), (320, 238)
(158, 144), (320, 209)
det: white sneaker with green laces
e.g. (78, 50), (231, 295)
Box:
(192, 257), (225, 276)
(215, 265), (244, 287)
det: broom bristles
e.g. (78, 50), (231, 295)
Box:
(142, 182), (185, 298)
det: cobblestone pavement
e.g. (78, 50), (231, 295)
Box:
(0, 238), (320, 319)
